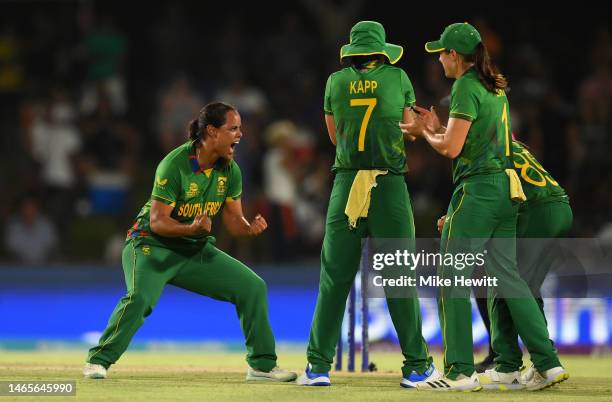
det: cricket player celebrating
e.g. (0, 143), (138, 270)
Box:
(298, 21), (437, 388)
(83, 102), (296, 382)
(401, 23), (567, 391)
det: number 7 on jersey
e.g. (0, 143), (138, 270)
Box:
(350, 98), (377, 152)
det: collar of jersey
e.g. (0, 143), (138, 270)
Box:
(351, 63), (384, 74)
(189, 146), (214, 177)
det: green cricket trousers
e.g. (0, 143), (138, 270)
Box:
(439, 172), (560, 379)
(87, 238), (277, 371)
(491, 198), (572, 371)
(307, 170), (431, 377)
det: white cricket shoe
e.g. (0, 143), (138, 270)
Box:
(478, 368), (524, 390)
(416, 372), (482, 392)
(524, 366), (569, 391)
(83, 363), (107, 379)
(296, 364), (331, 386)
(521, 364), (536, 383)
(246, 366), (297, 382)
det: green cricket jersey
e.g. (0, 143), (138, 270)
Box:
(449, 68), (513, 183)
(127, 142), (242, 248)
(324, 64), (416, 174)
(512, 141), (567, 206)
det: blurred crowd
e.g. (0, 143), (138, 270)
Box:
(1, 3), (611, 265)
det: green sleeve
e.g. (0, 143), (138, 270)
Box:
(324, 74), (333, 115)
(449, 78), (479, 121)
(400, 69), (416, 107)
(151, 159), (181, 206)
(227, 162), (243, 201)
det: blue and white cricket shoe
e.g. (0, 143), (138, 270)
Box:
(296, 364), (331, 386)
(400, 363), (440, 388)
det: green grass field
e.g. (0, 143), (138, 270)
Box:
(1, 351), (610, 401)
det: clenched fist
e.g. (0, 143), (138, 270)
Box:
(190, 213), (212, 235)
(248, 214), (268, 236)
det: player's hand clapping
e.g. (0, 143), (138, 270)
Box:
(400, 118), (425, 138)
(400, 105), (442, 137)
(413, 105), (442, 133)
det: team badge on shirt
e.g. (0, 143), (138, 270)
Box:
(187, 182), (199, 197)
(217, 177), (227, 195)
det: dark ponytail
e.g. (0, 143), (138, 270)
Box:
(188, 119), (200, 142)
(462, 43), (508, 93)
(187, 101), (237, 142)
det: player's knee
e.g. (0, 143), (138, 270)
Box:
(128, 292), (152, 312)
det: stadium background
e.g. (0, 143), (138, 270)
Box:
(0, 2), (610, 353)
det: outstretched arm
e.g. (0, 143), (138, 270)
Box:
(222, 198), (268, 237)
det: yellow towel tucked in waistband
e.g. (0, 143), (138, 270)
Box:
(345, 169), (388, 229)
(505, 169), (527, 202)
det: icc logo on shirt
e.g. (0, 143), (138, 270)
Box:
(217, 177), (227, 195)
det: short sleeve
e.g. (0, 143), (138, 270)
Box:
(324, 74), (333, 115)
(151, 159), (181, 207)
(226, 162), (243, 202)
(400, 69), (416, 107)
(449, 78), (479, 121)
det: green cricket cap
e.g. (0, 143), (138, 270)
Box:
(425, 22), (482, 55)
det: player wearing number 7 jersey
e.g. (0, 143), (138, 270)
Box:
(401, 23), (566, 391)
(298, 21), (436, 388)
